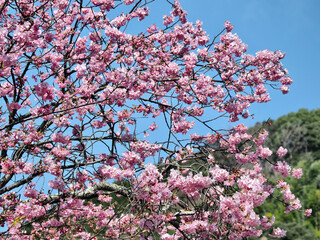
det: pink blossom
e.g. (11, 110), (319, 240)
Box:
(277, 146), (288, 158)
(51, 145), (71, 159)
(22, 162), (34, 174)
(1, 158), (15, 174)
(280, 76), (293, 85)
(149, 122), (158, 131)
(0, 82), (14, 97)
(282, 187), (295, 202)
(210, 165), (229, 182)
(235, 153), (248, 164)
(254, 130), (268, 146)
(131, 7), (149, 21)
(7, 102), (22, 111)
(48, 177), (66, 191)
(117, 110), (132, 120)
(91, 120), (107, 129)
(163, 15), (174, 26)
(256, 93), (271, 103)
(190, 133), (204, 142)
(305, 209), (312, 216)
(98, 165), (119, 179)
(34, 82), (55, 101)
(258, 147), (272, 159)
(75, 63), (87, 78)
(233, 123), (248, 133)
(171, 119), (194, 134)
(91, 0), (114, 11)
(276, 179), (287, 189)
(123, 0), (134, 5)
(255, 84), (267, 95)
(23, 188), (39, 198)
(147, 24), (157, 34)
(228, 133), (241, 145)
(285, 198), (302, 213)
(119, 151), (141, 169)
(280, 85), (289, 94)
(269, 227), (286, 238)
(291, 168), (303, 179)
(261, 216), (275, 230)
(51, 132), (71, 144)
(166, 62), (180, 77)
(168, 170), (211, 199)
(224, 21), (234, 32)
(273, 161), (291, 177)
(52, 115), (70, 127)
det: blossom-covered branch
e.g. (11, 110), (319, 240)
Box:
(0, 0), (304, 239)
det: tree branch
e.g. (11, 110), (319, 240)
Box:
(41, 182), (129, 205)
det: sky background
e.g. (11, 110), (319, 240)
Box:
(141, 0), (320, 128)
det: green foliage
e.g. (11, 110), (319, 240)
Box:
(308, 161), (320, 188)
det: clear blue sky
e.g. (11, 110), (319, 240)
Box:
(141, 0), (320, 127)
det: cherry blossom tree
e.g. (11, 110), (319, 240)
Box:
(0, 0), (308, 239)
